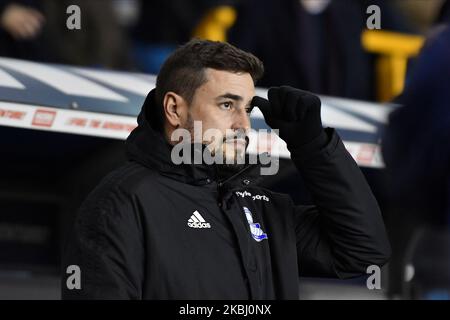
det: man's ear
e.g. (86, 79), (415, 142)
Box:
(162, 91), (187, 128)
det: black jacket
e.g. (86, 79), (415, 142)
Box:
(61, 90), (391, 299)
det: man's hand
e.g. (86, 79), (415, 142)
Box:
(0, 4), (45, 40)
(252, 86), (324, 148)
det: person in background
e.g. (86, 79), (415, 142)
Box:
(0, 0), (47, 60)
(132, 0), (237, 74)
(0, 0), (131, 68)
(228, 0), (412, 101)
(382, 26), (450, 298)
(390, 0), (449, 33)
(42, 0), (131, 69)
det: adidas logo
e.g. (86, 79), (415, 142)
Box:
(187, 210), (211, 229)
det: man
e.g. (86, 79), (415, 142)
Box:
(62, 39), (390, 299)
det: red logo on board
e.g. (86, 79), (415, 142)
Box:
(32, 109), (56, 127)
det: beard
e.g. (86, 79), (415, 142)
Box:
(183, 112), (249, 175)
(212, 134), (249, 179)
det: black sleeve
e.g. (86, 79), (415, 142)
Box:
(61, 186), (144, 299)
(291, 128), (391, 279)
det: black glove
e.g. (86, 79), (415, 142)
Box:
(252, 86), (325, 149)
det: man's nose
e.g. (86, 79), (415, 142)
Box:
(232, 108), (251, 132)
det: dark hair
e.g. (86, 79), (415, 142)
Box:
(155, 39), (264, 111)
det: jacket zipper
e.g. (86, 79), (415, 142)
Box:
(216, 163), (258, 207)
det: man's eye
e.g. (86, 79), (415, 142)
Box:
(245, 106), (253, 114)
(220, 102), (233, 110)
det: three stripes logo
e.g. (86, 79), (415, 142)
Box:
(187, 210), (211, 229)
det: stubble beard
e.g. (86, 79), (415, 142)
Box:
(184, 112), (248, 174)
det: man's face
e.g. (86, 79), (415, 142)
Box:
(183, 68), (254, 164)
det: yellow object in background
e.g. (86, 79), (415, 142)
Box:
(193, 6), (237, 42)
(362, 30), (425, 102)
